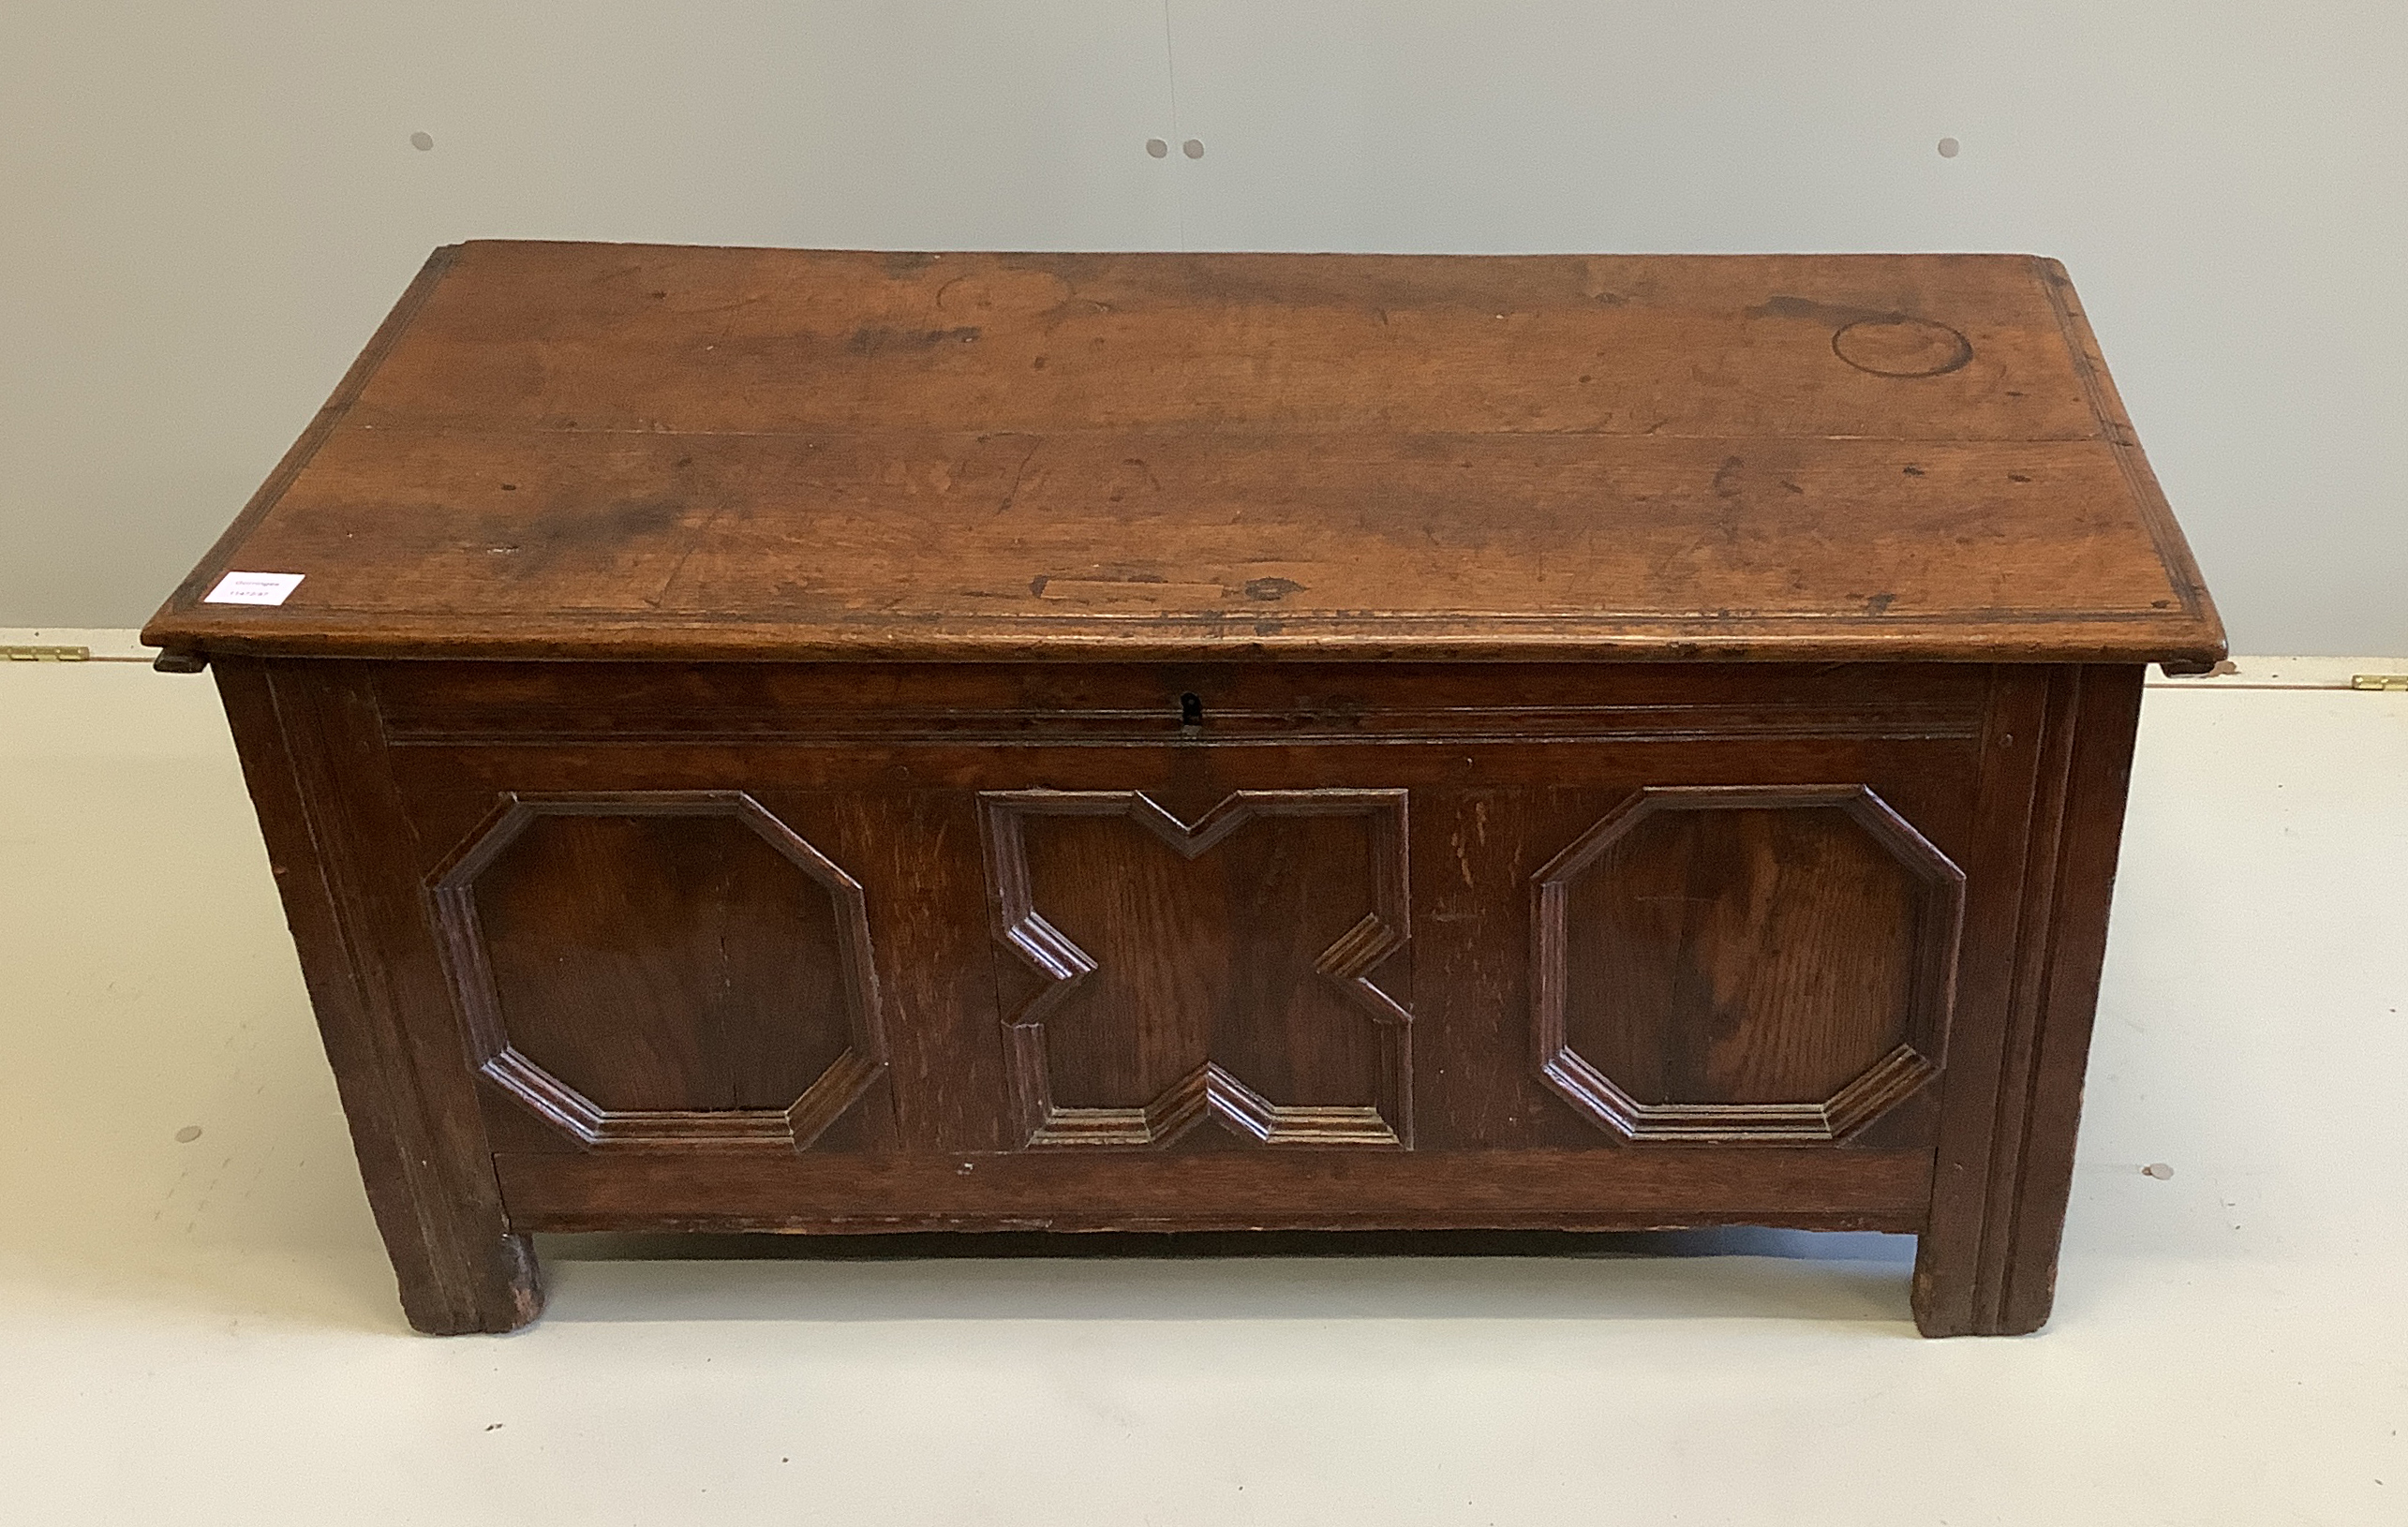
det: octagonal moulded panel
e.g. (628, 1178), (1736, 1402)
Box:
(429, 792), (885, 1149)
(1532, 785), (1964, 1144)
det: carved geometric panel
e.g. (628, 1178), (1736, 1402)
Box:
(429, 791), (884, 1150)
(979, 790), (1413, 1149)
(1533, 784), (1963, 1143)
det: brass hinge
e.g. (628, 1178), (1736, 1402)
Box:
(2353, 674), (2408, 691)
(3, 645), (91, 662)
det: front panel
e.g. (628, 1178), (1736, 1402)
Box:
(343, 660), (2024, 1233)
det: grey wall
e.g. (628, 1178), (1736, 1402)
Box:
(5, 2), (2401, 652)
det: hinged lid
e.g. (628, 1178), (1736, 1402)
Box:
(143, 242), (2223, 669)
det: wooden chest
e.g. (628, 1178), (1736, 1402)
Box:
(144, 244), (2223, 1336)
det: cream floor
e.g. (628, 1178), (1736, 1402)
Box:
(2, 652), (2402, 1525)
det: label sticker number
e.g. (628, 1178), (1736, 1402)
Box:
(202, 571), (305, 606)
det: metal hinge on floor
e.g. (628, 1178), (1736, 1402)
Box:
(3, 645), (91, 662)
(2352, 674), (2408, 691)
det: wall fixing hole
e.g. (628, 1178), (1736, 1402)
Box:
(1145, 138), (1168, 158)
(1182, 139), (1204, 159)
(174, 1125), (202, 1143)
(2144, 1162), (2175, 1179)
(1937, 137), (1961, 158)
(409, 131), (435, 152)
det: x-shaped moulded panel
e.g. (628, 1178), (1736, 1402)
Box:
(980, 789), (1414, 1149)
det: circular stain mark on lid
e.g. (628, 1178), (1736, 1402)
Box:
(175, 1125), (202, 1143)
(409, 131), (434, 152)
(1833, 316), (1973, 378)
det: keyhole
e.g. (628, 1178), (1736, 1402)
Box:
(1179, 691), (1204, 728)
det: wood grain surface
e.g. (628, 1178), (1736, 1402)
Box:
(462, 809), (852, 1112)
(143, 244), (2222, 669)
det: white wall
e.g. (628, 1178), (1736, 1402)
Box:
(5, 2), (2401, 652)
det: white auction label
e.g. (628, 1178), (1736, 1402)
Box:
(202, 571), (306, 606)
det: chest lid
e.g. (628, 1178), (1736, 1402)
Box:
(143, 242), (2222, 669)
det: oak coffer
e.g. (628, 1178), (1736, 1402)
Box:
(143, 243), (2223, 1336)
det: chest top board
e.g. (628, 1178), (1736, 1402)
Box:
(142, 242), (2222, 671)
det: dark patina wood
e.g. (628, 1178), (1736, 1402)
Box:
(147, 245), (2221, 1336)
